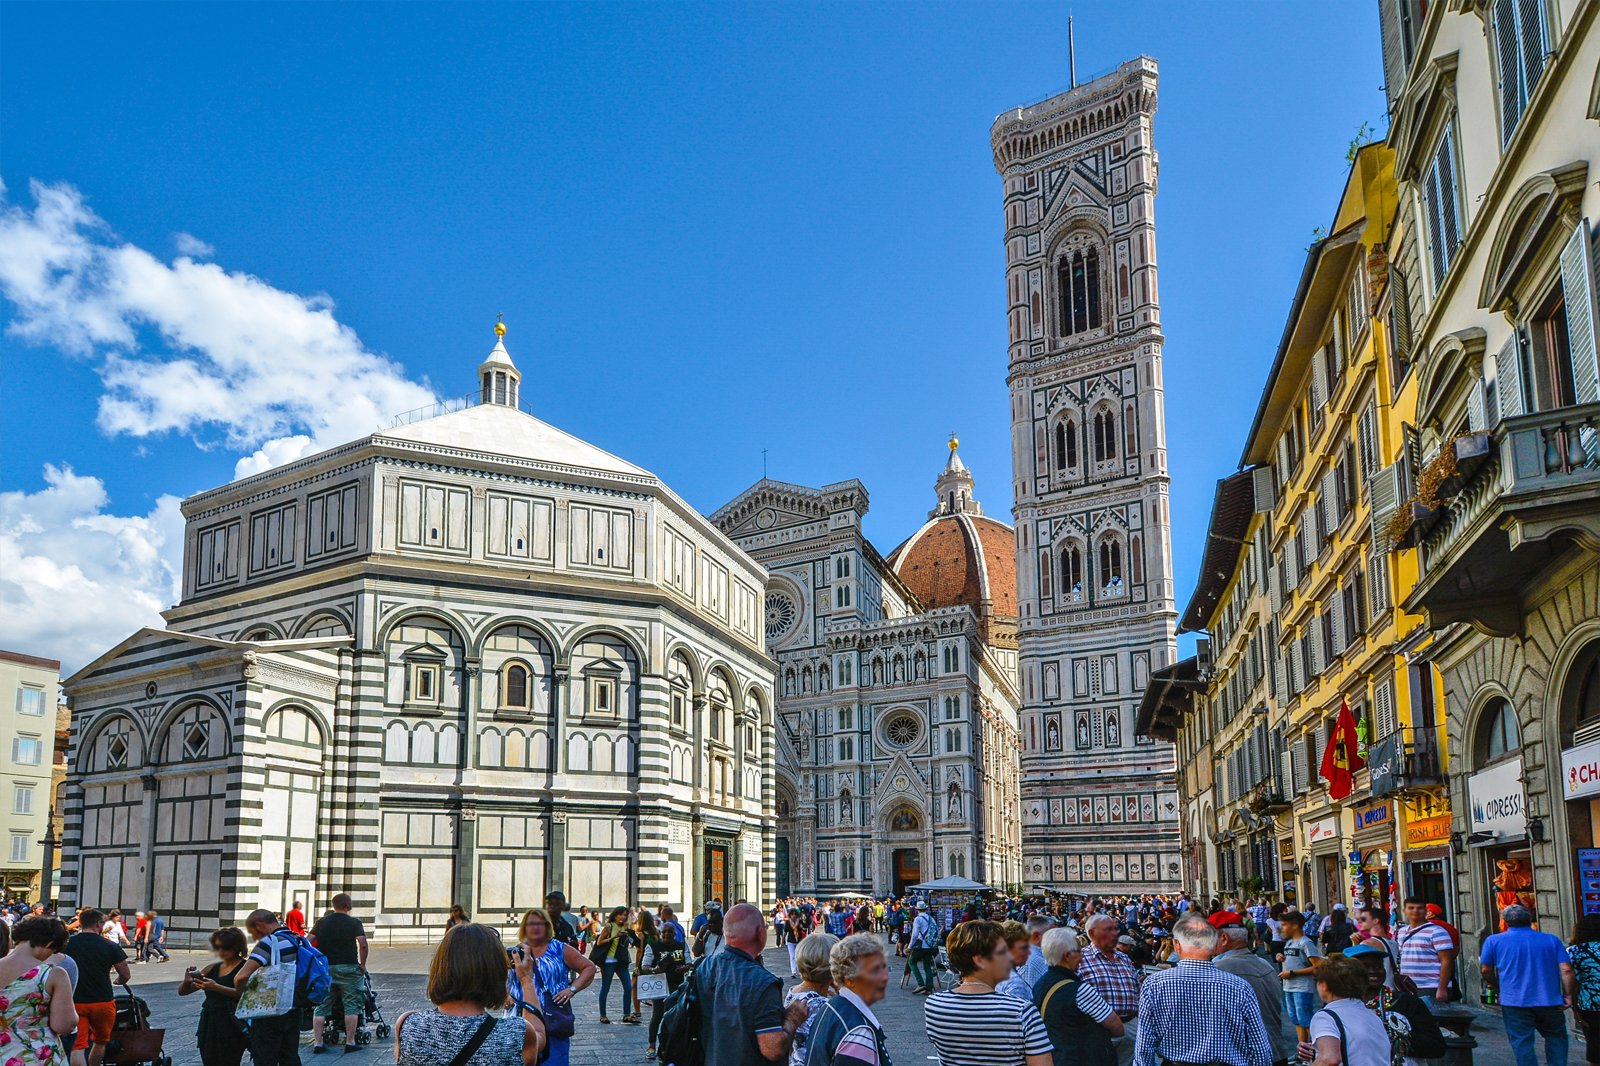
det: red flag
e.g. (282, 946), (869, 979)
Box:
(1320, 699), (1367, 800)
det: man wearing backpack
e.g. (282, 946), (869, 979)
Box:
(691, 904), (807, 1066)
(236, 907), (330, 1066)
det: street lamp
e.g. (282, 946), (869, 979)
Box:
(37, 816), (60, 908)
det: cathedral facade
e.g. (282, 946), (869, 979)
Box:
(992, 57), (1182, 892)
(61, 330), (775, 943)
(714, 445), (1024, 897)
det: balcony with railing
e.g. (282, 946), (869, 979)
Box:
(1406, 403), (1600, 634)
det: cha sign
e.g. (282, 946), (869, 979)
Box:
(1562, 739), (1600, 800)
(1468, 760), (1527, 840)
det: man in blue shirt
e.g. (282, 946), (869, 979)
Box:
(1480, 904), (1575, 1066)
(144, 911), (170, 962)
(692, 899), (723, 936)
(1132, 914), (1271, 1066)
(695, 904), (806, 1066)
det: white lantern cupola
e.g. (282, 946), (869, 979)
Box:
(931, 433), (982, 518)
(479, 317), (521, 408)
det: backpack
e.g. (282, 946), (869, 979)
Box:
(290, 931), (332, 1006)
(655, 967), (704, 1066)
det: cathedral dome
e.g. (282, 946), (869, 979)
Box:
(886, 438), (1018, 621)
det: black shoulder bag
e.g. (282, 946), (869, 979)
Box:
(446, 1016), (497, 1066)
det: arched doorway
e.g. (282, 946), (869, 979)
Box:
(1560, 639), (1600, 921)
(775, 785), (797, 899)
(883, 803), (924, 896)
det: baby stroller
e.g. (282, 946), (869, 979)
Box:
(103, 984), (173, 1066)
(322, 971), (391, 1047)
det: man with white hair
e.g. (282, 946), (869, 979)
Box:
(1033, 928), (1123, 1066)
(1077, 913), (1141, 1066)
(1209, 912), (1290, 1066)
(1131, 913), (1271, 1066)
(1001, 915), (1058, 1000)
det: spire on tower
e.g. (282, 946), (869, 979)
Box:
(931, 434), (981, 518)
(479, 316), (522, 407)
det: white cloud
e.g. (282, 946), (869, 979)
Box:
(173, 232), (214, 258)
(0, 179), (438, 479)
(0, 465), (185, 673)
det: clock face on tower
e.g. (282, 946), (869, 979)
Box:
(764, 590), (798, 642)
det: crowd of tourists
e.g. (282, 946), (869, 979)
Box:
(4, 892), (1600, 1066)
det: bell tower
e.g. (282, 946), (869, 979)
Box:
(992, 57), (1181, 893)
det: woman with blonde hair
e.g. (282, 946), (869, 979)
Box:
(784, 933), (839, 1066)
(511, 908), (596, 1066)
(394, 923), (545, 1066)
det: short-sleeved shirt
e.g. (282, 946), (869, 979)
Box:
(1480, 928), (1571, 1007)
(64, 931), (125, 1003)
(697, 944), (785, 1066)
(1309, 999), (1390, 1066)
(249, 928), (303, 970)
(925, 989), (1052, 1066)
(312, 912), (366, 966)
(1033, 966), (1114, 1024)
(1398, 924), (1453, 986)
(1078, 945), (1141, 1013)
(1280, 936), (1322, 992)
(785, 986), (828, 1066)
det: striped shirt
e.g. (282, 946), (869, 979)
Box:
(925, 990), (1051, 1066)
(248, 928), (302, 969)
(1398, 923), (1453, 986)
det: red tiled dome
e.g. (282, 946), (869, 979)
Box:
(887, 512), (1018, 619)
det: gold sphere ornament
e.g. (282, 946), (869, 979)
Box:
(948, 434), (960, 452)
(494, 320), (507, 337)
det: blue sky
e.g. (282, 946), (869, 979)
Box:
(0, 1), (1384, 668)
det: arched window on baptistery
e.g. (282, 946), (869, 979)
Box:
(1057, 245), (1103, 337)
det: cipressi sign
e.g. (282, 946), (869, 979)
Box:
(1468, 760), (1527, 840)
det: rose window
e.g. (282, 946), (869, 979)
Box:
(884, 712), (921, 748)
(765, 591), (798, 642)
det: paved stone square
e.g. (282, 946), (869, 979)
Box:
(120, 939), (1524, 1066)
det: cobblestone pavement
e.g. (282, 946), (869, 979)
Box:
(120, 939), (1524, 1066)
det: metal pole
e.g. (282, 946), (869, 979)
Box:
(1068, 15), (1077, 89)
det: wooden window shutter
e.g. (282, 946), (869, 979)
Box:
(1493, 331), (1526, 421)
(1376, 676), (1398, 739)
(1561, 220), (1600, 464)
(1331, 591), (1347, 655)
(1369, 462), (1402, 551)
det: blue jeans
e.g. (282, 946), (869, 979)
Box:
(598, 959), (632, 1018)
(1503, 1005), (1568, 1066)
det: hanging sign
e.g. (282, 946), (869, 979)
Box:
(1404, 815), (1453, 849)
(1354, 800), (1392, 832)
(1306, 816), (1340, 846)
(1562, 739), (1600, 800)
(1368, 734), (1404, 797)
(1468, 760), (1527, 840)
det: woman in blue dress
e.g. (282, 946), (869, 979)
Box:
(512, 908), (597, 1066)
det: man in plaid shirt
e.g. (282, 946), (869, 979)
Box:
(1080, 914), (1143, 1066)
(1133, 915), (1272, 1066)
